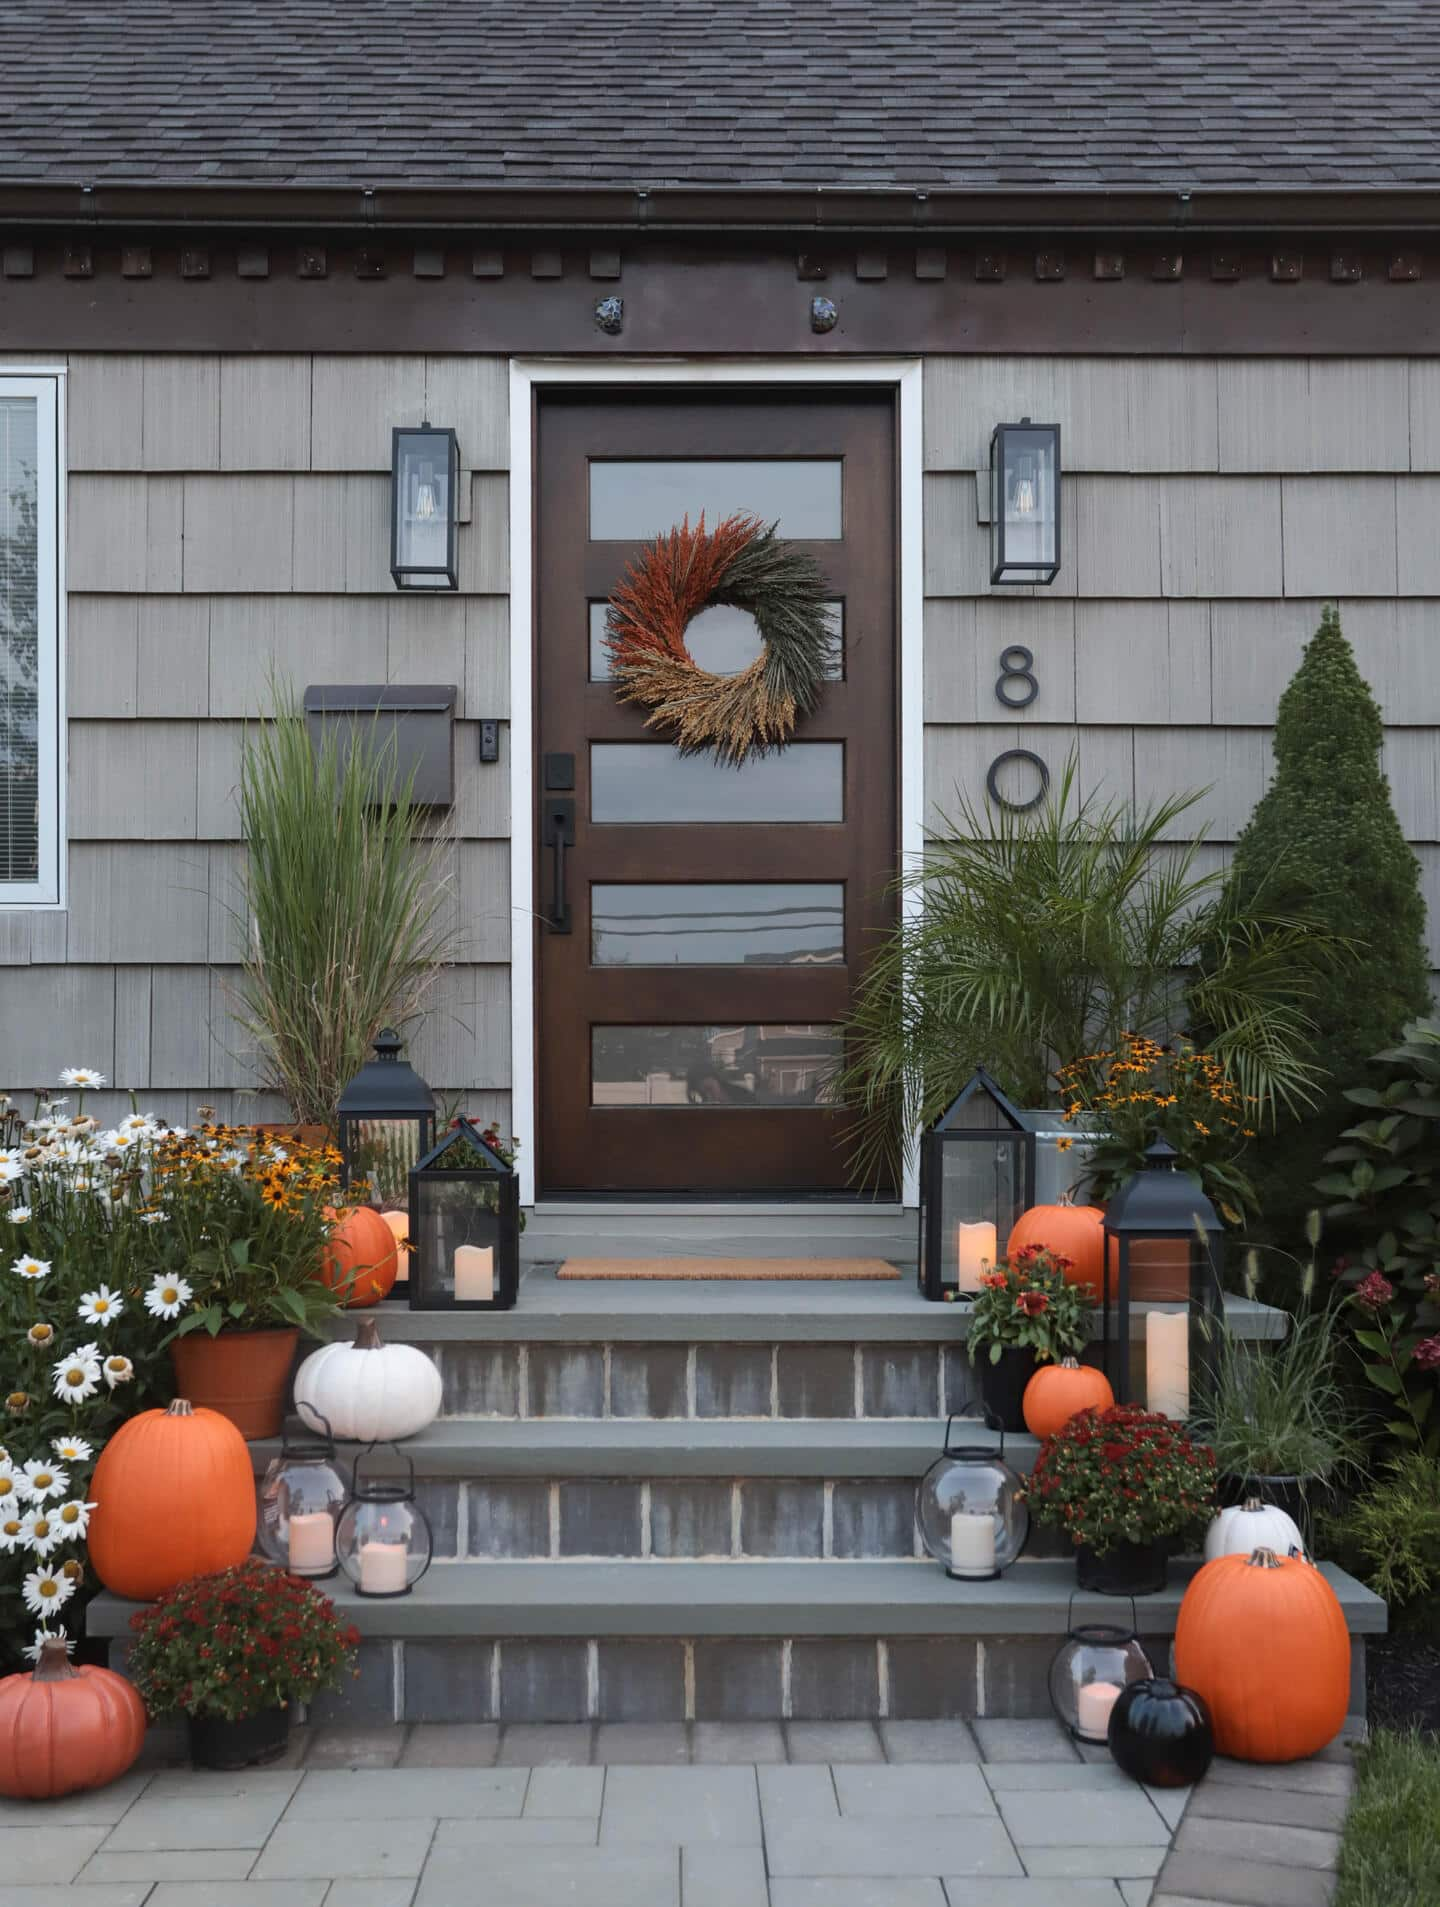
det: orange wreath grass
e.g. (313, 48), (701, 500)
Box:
(604, 512), (836, 764)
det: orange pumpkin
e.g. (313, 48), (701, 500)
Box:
(1174, 1546), (1351, 1762)
(321, 1205), (400, 1307)
(1007, 1198), (1106, 1290)
(379, 1207), (411, 1284)
(0, 1638), (147, 1800)
(89, 1399), (257, 1601)
(1022, 1357), (1115, 1438)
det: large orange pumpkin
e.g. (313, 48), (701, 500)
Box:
(88, 1399), (256, 1601)
(1023, 1357), (1115, 1438)
(321, 1205), (400, 1307)
(1174, 1546), (1350, 1762)
(0, 1638), (148, 1800)
(1007, 1199), (1105, 1290)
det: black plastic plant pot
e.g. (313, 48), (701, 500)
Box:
(1075, 1538), (1168, 1597)
(188, 1706), (290, 1771)
(1107, 1677), (1215, 1788)
(975, 1346), (1038, 1434)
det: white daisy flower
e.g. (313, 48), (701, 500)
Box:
(139, 1210), (169, 1225)
(57, 1068), (106, 1090)
(23, 1627), (74, 1665)
(77, 1285), (124, 1327)
(20, 1506), (61, 1556)
(144, 1274), (192, 1320)
(0, 1513), (26, 1551)
(7, 1205), (31, 1222)
(51, 1435), (93, 1463)
(19, 1460), (68, 1501)
(26, 1323), (56, 1348)
(102, 1354), (135, 1389)
(51, 1498), (96, 1542)
(51, 1357), (100, 1405)
(21, 1568), (74, 1616)
(70, 1342), (100, 1362)
(117, 1112), (155, 1134)
(0, 1157), (24, 1185)
(10, 1254), (50, 1281)
(0, 1471), (23, 1512)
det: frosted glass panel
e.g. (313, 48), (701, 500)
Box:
(590, 460), (842, 540)
(592, 1025), (843, 1107)
(592, 883), (844, 966)
(590, 744), (843, 822)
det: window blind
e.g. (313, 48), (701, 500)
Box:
(0, 395), (40, 886)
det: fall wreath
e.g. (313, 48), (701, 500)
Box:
(604, 513), (836, 764)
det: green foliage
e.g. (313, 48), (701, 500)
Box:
(1220, 604), (1430, 1239)
(1319, 1455), (1440, 1611)
(966, 1247), (1093, 1364)
(839, 757), (1333, 1188)
(1335, 1730), (1440, 1907)
(230, 693), (458, 1128)
(1318, 1016), (1440, 1456)
(1188, 1298), (1368, 1487)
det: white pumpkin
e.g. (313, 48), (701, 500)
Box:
(1204, 1495), (1307, 1565)
(293, 1317), (442, 1443)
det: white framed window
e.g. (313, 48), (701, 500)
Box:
(0, 372), (64, 906)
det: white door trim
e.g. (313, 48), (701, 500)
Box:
(507, 356), (925, 1208)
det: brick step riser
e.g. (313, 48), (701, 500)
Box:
(404, 1474), (1072, 1564)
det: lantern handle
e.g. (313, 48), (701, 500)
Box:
(350, 1440), (417, 1499)
(943, 1403), (1006, 1457)
(1065, 1588), (1140, 1640)
(291, 1400), (337, 1449)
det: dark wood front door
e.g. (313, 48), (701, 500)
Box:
(534, 388), (897, 1196)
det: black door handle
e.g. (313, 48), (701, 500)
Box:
(542, 797), (575, 934)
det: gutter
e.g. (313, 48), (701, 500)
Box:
(2, 181), (1440, 235)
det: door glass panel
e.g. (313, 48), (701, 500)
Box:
(591, 743), (843, 823)
(590, 602), (843, 680)
(592, 883), (844, 967)
(592, 1025), (843, 1107)
(590, 459), (842, 540)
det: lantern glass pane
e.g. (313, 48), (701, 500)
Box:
(348, 1116), (430, 1205)
(1002, 427), (1058, 571)
(937, 1138), (1025, 1293)
(414, 1174), (504, 1304)
(395, 431), (453, 579)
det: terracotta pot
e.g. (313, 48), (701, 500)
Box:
(169, 1328), (300, 1441)
(250, 1122), (333, 1149)
(1107, 1235), (1190, 1302)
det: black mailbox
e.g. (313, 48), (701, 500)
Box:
(303, 684), (458, 808)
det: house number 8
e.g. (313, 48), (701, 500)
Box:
(987, 644), (1048, 812)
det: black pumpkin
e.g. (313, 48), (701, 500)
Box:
(1108, 1676), (1214, 1788)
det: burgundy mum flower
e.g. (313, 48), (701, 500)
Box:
(1353, 1271), (1396, 1311)
(1413, 1335), (1440, 1371)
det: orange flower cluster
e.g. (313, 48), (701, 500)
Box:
(151, 1123), (347, 1218)
(1057, 1034), (1256, 1140)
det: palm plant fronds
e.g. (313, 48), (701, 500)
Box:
(226, 691), (459, 1128)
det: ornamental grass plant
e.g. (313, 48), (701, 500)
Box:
(230, 693), (458, 1129)
(966, 1245), (1093, 1365)
(127, 1559), (359, 1721)
(1025, 1404), (1217, 1556)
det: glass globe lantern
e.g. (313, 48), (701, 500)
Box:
(334, 1444), (434, 1599)
(256, 1410), (348, 1580)
(1049, 1595), (1156, 1744)
(915, 1414), (1030, 1580)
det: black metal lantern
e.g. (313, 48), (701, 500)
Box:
(918, 1069), (1036, 1303)
(408, 1117), (520, 1311)
(391, 425), (459, 590)
(915, 1412), (1030, 1579)
(990, 420), (1060, 585)
(336, 1029), (436, 1210)
(334, 1443), (433, 1598)
(1101, 1139), (1225, 1410)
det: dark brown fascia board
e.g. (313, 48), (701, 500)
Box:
(3, 181), (1440, 235)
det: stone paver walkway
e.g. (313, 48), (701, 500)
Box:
(0, 1720), (1356, 1907)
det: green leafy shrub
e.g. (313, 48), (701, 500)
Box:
(966, 1246), (1093, 1364)
(1220, 604), (1429, 1240)
(1320, 1455), (1440, 1611)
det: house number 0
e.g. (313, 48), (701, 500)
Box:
(987, 644), (1049, 812)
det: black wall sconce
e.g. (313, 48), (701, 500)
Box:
(990, 420), (1061, 585)
(391, 425), (460, 590)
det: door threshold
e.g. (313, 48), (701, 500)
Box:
(533, 1200), (908, 1218)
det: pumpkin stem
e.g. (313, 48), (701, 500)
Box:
(1059, 1356), (1080, 1371)
(166, 1399), (194, 1418)
(1246, 1546), (1285, 1569)
(1242, 1496), (1265, 1513)
(354, 1318), (382, 1351)
(32, 1637), (78, 1682)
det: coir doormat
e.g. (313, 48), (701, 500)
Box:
(556, 1257), (899, 1281)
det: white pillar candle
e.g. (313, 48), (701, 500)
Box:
(1076, 1678), (1123, 1741)
(358, 1540), (409, 1595)
(956, 1221), (997, 1295)
(286, 1510), (335, 1576)
(380, 1209), (410, 1284)
(454, 1244), (495, 1302)
(948, 1511), (996, 1577)
(1146, 1310), (1190, 1419)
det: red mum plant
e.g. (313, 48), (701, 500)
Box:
(128, 1558), (359, 1722)
(1023, 1404), (1217, 1557)
(968, 1248), (1093, 1365)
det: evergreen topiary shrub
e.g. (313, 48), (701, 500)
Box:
(1222, 603), (1430, 1238)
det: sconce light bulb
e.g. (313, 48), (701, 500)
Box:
(414, 481), (437, 521)
(1012, 477), (1036, 517)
